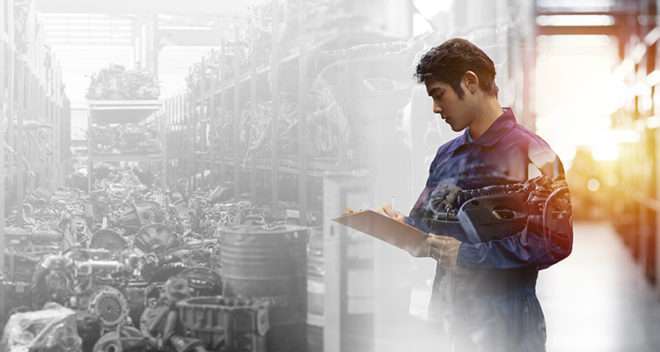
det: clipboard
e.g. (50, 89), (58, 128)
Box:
(333, 210), (427, 254)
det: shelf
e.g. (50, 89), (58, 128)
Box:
(89, 153), (164, 162)
(190, 155), (357, 177)
(189, 51), (302, 104)
(88, 100), (161, 109)
(88, 99), (162, 124)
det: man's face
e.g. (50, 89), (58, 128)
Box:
(424, 78), (476, 132)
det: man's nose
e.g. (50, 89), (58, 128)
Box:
(433, 102), (442, 114)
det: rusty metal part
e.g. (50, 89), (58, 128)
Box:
(88, 286), (130, 328)
(177, 296), (270, 351)
(89, 229), (128, 251)
(92, 326), (147, 352)
(135, 224), (178, 254)
(177, 267), (222, 296)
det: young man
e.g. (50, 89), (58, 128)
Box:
(382, 38), (573, 351)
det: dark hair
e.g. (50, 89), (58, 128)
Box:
(415, 38), (498, 97)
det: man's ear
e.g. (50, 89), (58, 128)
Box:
(463, 71), (479, 94)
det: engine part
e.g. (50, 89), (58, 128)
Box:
(135, 223), (178, 254)
(76, 311), (102, 352)
(165, 277), (192, 302)
(32, 255), (75, 308)
(92, 326), (147, 352)
(457, 192), (529, 243)
(89, 229), (128, 251)
(178, 267), (222, 296)
(134, 201), (165, 225)
(420, 176), (572, 243)
(87, 286), (130, 329)
(177, 296), (269, 351)
(124, 281), (150, 329)
(75, 259), (125, 278)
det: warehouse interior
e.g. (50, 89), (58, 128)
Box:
(1, 0), (660, 351)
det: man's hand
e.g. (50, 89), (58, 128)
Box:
(380, 203), (406, 224)
(409, 234), (461, 266)
(427, 234), (461, 266)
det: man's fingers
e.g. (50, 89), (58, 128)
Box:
(427, 234), (449, 245)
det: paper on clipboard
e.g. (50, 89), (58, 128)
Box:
(333, 210), (428, 254)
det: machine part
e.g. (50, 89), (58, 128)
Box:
(140, 303), (207, 352)
(89, 229), (128, 251)
(135, 224), (178, 254)
(71, 214), (93, 245)
(457, 193), (528, 243)
(114, 204), (142, 231)
(178, 267), (222, 296)
(76, 311), (102, 352)
(64, 247), (113, 262)
(165, 277), (192, 301)
(170, 336), (207, 352)
(1, 304), (81, 352)
(135, 201), (165, 226)
(32, 255), (75, 308)
(92, 326), (147, 352)
(88, 286), (130, 328)
(422, 176), (573, 242)
(177, 296), (270, 351)
(542, 186), (573, 238)
(87, 64), (160, 100)
(143, 261), (186, 284)
(139, 303), (169, 342)
(74, 259), (124, 278)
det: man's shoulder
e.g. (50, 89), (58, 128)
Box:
(507, 123), (553, 150)
(435, 134), (464, 155)
(508, 124), (565, 172)
(428, 135), (464, 171)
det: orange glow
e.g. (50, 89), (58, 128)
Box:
(536, 36), (621, 166)
(589, 142), (619, 161)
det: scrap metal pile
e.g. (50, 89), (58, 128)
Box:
(86, 64), (160, 101)
(89, 121), (162, 155)
(1, 165), (309, 352)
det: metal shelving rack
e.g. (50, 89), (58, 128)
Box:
(86, 99), (165, 191)
(164, 26), (329, 224)
(0, 0), (70, 317)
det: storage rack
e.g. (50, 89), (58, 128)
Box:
(86, 99), (165, 192)
(0, 0), (71, 306)
(163, 18), (342, 225)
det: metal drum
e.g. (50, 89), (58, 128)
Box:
(219, 224), (309, 352)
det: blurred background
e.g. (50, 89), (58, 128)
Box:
(1, 0), (660, 351)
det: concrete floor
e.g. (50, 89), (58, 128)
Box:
(538, 221), (660, 352)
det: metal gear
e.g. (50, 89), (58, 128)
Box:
(88, 286), (130, 328)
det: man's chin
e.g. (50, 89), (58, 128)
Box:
(448, 123), (464, 132)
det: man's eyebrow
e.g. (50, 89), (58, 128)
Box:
(427, 87), (443, 96)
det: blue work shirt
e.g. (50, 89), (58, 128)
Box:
(405, 108), (573, 351)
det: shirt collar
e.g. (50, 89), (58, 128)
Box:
(448, 108), (516, 154)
